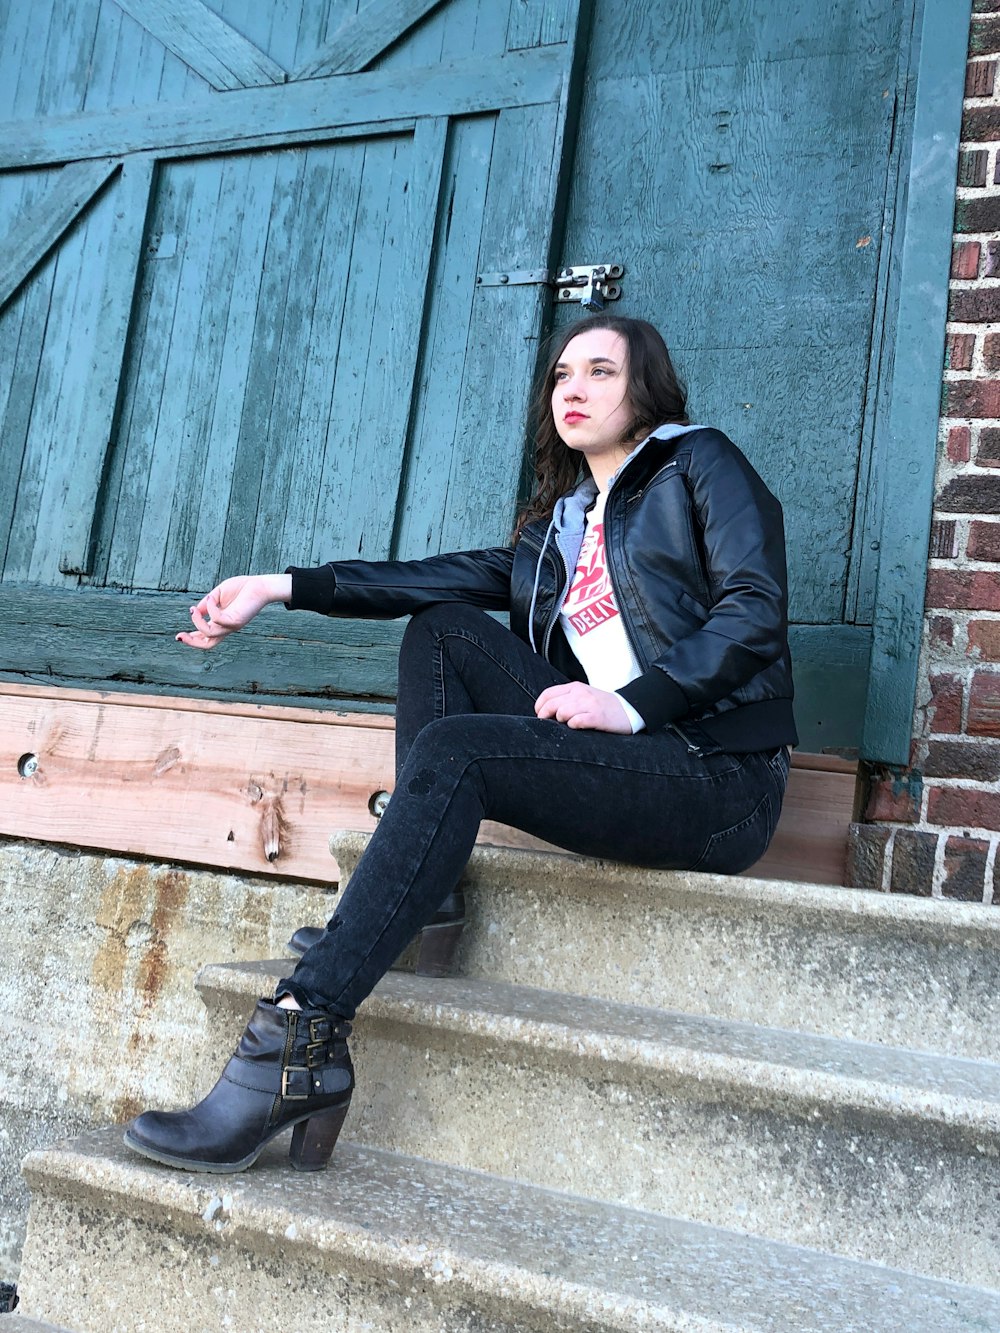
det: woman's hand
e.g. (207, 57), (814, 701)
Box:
(535, 682), (632, 733)
(176, 574), (292, 650)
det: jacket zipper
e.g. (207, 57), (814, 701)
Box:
(603, 488), (648, 673)
(541, 539), (571, 661)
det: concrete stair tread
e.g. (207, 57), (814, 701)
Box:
(330, 830), (1000, 939)
(198, 962), (1000, 1131)
(21, 1127), (1000, 1333)
(1, 1319), (73, 1332)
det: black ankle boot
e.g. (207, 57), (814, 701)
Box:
(123, 1000), (353, 1173)
(287, 888), (466, 978)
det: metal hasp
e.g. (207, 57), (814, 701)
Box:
(553, 263), (624, 311)
(476, 263), (624, 311)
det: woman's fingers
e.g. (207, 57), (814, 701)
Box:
(535, 683), (630, 733)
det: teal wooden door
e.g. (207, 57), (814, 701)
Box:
(553, 0), (922, 755)
(0, 0), (588, 706)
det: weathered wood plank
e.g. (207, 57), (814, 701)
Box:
(339, 118), (448, 561)
(385, 113), (495, 558)
(294, 0), (447, 79)
(0, 157), (119, 313)
(0, 584), (406, 703)
(0, 46), (564, 168)
(0, 689), (393, 882)
(0, 684), (855, 885)
(303, 136), (407, 566)
(0, 269), (56, 575)
(59, 155), (156, 576)
(113, 0), (287, 90)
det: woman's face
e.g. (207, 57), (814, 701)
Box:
(550, 328), (634, 468)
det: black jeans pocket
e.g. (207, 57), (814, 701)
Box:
(689, 791), (775, 875)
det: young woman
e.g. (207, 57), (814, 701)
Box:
(124, 315), (796, 1174)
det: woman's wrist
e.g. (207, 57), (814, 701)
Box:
(261, 573), (293, 604)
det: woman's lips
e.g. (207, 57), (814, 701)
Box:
(563, 412), (587, 423)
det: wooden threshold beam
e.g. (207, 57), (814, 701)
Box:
(0, 685), (857, 887)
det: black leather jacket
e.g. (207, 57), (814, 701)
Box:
(288, 426), (797, 753)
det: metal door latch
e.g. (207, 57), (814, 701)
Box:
(552, 264), (624, 311)
(475, 263), (624, 311)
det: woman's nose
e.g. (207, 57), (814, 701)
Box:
(563, 376), (585, 400)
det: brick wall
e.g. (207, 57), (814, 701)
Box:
(847, 2), (1000, 902)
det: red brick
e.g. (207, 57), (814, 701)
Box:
(948, 425), (972, 462)
(864, 776), (921, 824)
(844, 823), (890, 892)
(925, 739), (1000, 780)
(968, 521), (1000, 560)
(942, 380), (1000, 417)
(971, 15), (1000, 56)
(978, 427), (1000, 466)
(947, 333), (976, 370)
(969, 670), (1000, 736)
(968, 620), (1000, 660)
(928, 785), (1000, 829)
(959, 149), (990, 188)
(952, 242), (981, 280)
(985, 333), (1000, 371)
(987, 240), (1000, 276)
(954, 197), (1000, 234)
(926, 570), (1000, 610)
(929, 615), (955, 648)
(890, 829), (937, 895)
(942, 836), (990, 901)
(927, 673), (965, 733)
(929, 520), (958, 558)
(936, 475), (1000, 511)
(962, 105), (1000, 140)
(948, 289), (1000, 322)
(967, 58), (998, 96)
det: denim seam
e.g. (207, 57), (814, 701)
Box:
(433, 627), (541, 715)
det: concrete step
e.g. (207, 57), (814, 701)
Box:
(320, 831), (1000, 1061)
(1, 1317), (73, 1327)
(195, 962), (1000, 1289)
(1, 1318), (74, 1332)
(17, 1127), (1000, 1333)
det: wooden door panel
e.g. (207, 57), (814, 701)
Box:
(0, 0), (589, 711)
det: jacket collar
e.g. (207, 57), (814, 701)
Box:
(551, 421), (706, 553)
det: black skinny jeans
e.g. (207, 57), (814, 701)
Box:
(277, 604), (789, 1017)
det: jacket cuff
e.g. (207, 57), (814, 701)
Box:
(285, 565), (337, 614)
(618, 668), (689, 733)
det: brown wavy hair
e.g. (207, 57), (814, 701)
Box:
(514, 314), (688, 539)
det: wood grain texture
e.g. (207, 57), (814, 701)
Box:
(0, 46), (564, 168)
(294, 0), (447, 78)
(59, 155), (156, 576)
(112, 0), (287, 90)
(0, 158), (119, 314)
(0, 686), (854, 885)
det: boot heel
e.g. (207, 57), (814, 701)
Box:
(289, 1098), (351, 1172)
(415, 919), (464, 977)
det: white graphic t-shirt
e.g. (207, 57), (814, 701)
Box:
(559, 491), (645, 730)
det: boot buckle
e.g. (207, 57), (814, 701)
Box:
(305, 1042), (328, 1068)
(281, 1066), (311, 1099)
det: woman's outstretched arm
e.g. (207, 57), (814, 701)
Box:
(176, 574), (292, 650)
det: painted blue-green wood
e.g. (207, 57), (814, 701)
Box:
(0, 159), (119, 314)
(862, 0), (973, 764)
(0, 236), (59, 573)
(58, 156), (155, 575)
(112, 0), (287, 89)
(789, 625), (873, 755)
(295, 0), (446, 78)
(0, 45), (564, 168)
(389, 113), (496, 559)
